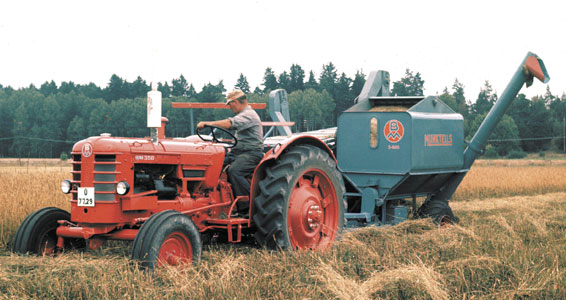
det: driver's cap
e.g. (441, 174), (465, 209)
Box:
(225, 90), (246, 105)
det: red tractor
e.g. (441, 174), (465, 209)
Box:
(13, 88), (344, 269)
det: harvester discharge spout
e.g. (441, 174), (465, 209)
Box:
(418, 52), (550, 221)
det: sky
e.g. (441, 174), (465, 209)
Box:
(0, 0), (564, 102)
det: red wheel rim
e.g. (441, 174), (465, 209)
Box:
(158, 232), (193, 267)
(288, 168), (339, 250)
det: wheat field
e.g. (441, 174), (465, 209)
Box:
(0, 160), (565, 299)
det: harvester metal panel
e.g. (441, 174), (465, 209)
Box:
(337, 96), (465, 200)
(409, 112), (464, 171)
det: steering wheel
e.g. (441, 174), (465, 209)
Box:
(196, 125), (238, 148)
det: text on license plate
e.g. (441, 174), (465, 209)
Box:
(77, 187), (95, 207)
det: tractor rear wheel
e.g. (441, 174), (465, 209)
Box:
(253, 145), (345, 250)
(12, 207), (85, 255)
(131, 210), (201, 269)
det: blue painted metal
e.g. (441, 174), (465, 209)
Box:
(267, 89), (292, 137)
(338, 52), (549, 226)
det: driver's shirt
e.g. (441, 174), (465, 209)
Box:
(229, 105), (263, 154)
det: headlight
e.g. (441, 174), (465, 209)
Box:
(116, 181), (130, 195)
(61, 180), (72, 194)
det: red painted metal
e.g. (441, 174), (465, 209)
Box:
(158, 117), (168, 139)
(172, 102), (267, 109)
(525, 56), (546, 82)
(287, 168), (339, 250)
(158, 232), (193, 266)
(249, 135), (337, 215)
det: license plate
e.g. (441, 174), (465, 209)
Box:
(77, 187), (95, 207)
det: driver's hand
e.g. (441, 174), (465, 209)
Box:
(197, 122), (208, 129)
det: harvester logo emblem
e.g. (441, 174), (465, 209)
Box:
(384, 120), (404, 143)
(82, 143), (93, 158)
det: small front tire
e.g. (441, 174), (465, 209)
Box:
(12, 207), (85, 255)
(131, 210), (202, 269)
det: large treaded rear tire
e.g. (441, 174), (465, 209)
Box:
(253, 145), (345, 250)
(12, 207), (85, 255)
(131, 210), (201, 269)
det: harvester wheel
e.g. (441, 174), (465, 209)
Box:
(416, 198), (457, 224)
(12, 207), (85, 255)
(131, 210), (201, 269)
(253, 145), (345, 250)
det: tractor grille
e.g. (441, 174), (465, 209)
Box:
(94, 154), (118, 201)
(71, 155), (82, 200)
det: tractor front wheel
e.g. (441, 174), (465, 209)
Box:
(131, 210), (201, 269)
(12, 207), (85, 255)
(253, 145), (345, 250)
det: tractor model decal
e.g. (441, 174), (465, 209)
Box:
(384, 120), (404, 143)
(82, 143), (93, 158)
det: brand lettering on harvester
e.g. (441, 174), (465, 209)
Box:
(424, 134), (453, 146)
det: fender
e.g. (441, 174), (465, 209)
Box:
(248, 135), (336, 216)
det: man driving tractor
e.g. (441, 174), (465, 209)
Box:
(197, 90), (264, 199)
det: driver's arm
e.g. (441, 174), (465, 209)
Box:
(197, 119), (231, 130)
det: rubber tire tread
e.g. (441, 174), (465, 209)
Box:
(417, 199), (458, 224)
(252, 144), (345, 250)
(12, 207), (69, 254)
(131, 210), (179, 260)
(131, 210), (202, 269)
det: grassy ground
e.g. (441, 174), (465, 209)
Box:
(0, 162), (565, 299)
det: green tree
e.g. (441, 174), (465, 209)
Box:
(186, 84), (197, 99)
(334, 73), (352, 119)
(67, 116), (87, 142)
(158, 82), (172, 98)
(171, 74), (189, 97)
(197, 81), (225, 103)
(40, 81), (57, 96)
(278, 71), (291, 92)
(262, 67), (278, 93)
(59, 81), (76, 94)
(391, 69), (424, 96)
(351, 70), (365, 98)
(319, 62), (338, 98)
(522, 96), (553, 152)
(549, 92), (566, 152)
(438, 87), (458, 111)
(77, 83), (103, 99)
(304, 71), (318, 91)
(130, 76), (150, 98)
(234, 73), (250, 93)
(472, 81), (497, 115)
(468, 113), (520, 156)
(289, 64), (305, 92)
(105, 74), (126, 102)
(452, 79), (468, 116)
(288, 89), (335, 131)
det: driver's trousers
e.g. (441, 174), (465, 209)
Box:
(224, 150), (263, 197)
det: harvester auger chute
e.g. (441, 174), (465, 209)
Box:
(13, 52), (549, 269)
(417, 52), (550, 222)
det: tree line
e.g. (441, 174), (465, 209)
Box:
(0, 63), (564, 158)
